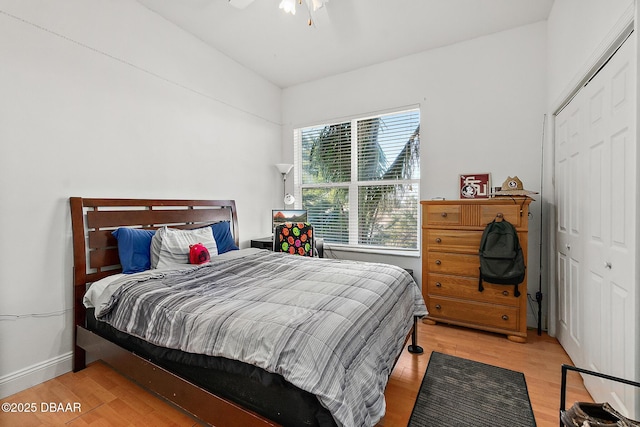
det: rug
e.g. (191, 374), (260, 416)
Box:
(407, 352), (536, 426)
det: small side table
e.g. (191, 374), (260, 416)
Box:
(250, 236), (273, 250)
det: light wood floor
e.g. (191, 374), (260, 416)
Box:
(381, 322), (592, 427)
(0, 322), (591, 427)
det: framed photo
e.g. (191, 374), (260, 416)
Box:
(459, 173), (491, 199)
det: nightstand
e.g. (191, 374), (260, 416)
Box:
(250, 236), (273, 250)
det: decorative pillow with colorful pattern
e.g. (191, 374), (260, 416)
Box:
(275, 222), (314, 256)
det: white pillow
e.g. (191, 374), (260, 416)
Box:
(151, 226), (218, 269)
(83, 274), (125, 309)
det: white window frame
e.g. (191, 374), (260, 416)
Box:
(292, 107), (420, 255)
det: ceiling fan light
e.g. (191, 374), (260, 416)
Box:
(309, 0), (327, 11)
(279, 0), (296, 15)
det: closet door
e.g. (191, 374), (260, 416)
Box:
(555, 87), (586, 368)
(582, 36), (636, 416)
(555, 36), (637, 417)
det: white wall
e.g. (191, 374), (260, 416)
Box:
(544, 0), (635, 336)
(282, 22), (548, 327)
(547, 0), (635, 107)
(6, 0), (618, 399)
(0, 0), (282, 398)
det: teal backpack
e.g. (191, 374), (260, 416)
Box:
(478, 219), (526, 297)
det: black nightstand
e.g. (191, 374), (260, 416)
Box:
(250, 236), (273, 250)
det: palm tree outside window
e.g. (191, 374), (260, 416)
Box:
(293, 108), (420, 251)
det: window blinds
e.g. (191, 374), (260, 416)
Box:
(295, 108), (420, 250)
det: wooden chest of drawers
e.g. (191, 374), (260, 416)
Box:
(421, 198), (532, 342)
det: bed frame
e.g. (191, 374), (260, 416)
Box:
(69, 197), (422, 426)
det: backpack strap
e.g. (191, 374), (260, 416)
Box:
(477, 220), (495, 293)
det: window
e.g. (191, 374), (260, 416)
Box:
(293, 108), (420, 251)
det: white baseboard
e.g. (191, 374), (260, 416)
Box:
(0, 352), (73, 399)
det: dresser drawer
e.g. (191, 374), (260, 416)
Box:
(425, 230), (482, 253)
(427, 297), (519, 330)
(426, 252), (479, 277)
(427, 273), (519, 306)
(480, 204), (525, 228)
(423, 204), (461, 226)
(422, 200), (529, 229)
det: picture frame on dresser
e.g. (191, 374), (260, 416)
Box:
(459, 173), (491, 199)
(420, 197), (532, 342)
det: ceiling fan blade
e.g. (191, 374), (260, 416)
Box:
(228, 0), (255, 9)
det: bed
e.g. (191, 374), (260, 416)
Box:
(70, 197), (427, 427)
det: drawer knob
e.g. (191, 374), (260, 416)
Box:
(441, 212), (448, 218)
(502, 291), (509, 296)
(502, 315), (509, 321)
(435, 260), (441, 265)
(435, 282), (442, 288)
(435, 304), (442, 310)
(435, 238), (442, 243)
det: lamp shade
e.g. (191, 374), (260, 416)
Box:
(275, 163), (294, 175)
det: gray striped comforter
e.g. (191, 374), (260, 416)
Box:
(96, 248), (427, 427)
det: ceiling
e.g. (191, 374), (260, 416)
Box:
(136, 0), (555, 88)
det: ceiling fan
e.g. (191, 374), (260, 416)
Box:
(229, 0), (329, 24)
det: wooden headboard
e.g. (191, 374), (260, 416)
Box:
(69, 197), (238, 369)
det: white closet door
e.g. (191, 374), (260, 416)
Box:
(555, 87), (586, 368)
(583, 36), (636, 416)
(555, 36), (637, 417)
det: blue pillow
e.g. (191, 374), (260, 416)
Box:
(112, 228), (156, 273)
(210, 221), (239, 254)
